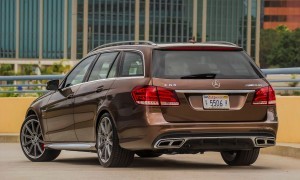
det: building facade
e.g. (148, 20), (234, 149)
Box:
(263, 0), (300, 30)
(0, 0), (262, 72)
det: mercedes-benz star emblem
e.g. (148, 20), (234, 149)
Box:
(212, 80), (221, 88)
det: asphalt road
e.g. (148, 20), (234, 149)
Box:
(1, 143), (300, 180)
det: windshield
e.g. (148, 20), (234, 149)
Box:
(152, 50), (263, 79)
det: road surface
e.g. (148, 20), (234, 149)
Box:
(0, 143), (300, 180)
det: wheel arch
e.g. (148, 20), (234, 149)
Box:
(26, 109), (37, 118)
(23, 108), (49, 141)
(95, 108), (119, 139)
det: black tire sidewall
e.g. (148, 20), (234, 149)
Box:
(221, 148), (260, 166)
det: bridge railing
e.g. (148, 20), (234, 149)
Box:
(0, 75), (64, 93)
(0, 68), (300, 93)
(261, 67), (300, 91)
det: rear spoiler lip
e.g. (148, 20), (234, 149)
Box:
(154, 46), (243, 51)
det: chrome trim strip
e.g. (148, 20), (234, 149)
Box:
(175, 90), (255, 94)
(77, 76), (145, 86)
(154, 136), (276, 149)
(45, 143), (96, 151)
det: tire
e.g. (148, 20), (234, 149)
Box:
(96, 113), (134, 167)
(221, 148), (260, 166)
(136, 150), (162, 158)
(20, 115), (61, 162)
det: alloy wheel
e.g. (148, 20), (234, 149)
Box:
(97, 117), (113, 163)
(21, 119), (45, 159)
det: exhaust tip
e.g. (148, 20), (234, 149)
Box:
(155, 139), (185, 149)
(255, 137), (275, 146)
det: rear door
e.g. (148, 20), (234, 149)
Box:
(152, 47), (269, 123)
(73, 52), (120, 141)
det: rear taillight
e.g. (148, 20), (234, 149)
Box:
(252, 86), (276, 105)
(131, 86), (179, 106)
(131, 86), (159, 105)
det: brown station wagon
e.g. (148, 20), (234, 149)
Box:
(20, 41), (278, 167)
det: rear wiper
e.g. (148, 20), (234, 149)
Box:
(180, 73), (217, 79)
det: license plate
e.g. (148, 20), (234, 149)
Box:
(203, 95), (230, 109)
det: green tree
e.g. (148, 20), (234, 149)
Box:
(260, 25), (300, 68)
(41, 60), (71, 75)
(0, 64), (15, 75)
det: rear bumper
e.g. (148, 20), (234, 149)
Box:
(118, 119), (278, 151)
(153, 134), (275, 152)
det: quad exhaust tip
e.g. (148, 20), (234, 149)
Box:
(155, 139), (185, 149)
(255, 137), (276, 146)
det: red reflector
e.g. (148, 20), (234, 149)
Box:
(131, 86), (179, 106)
(159, 46), (242, 51)
(252, 86), (276, 105)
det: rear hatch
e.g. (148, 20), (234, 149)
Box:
(151, 45), (271, 123)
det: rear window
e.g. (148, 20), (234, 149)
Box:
(152, 50), (262, 79)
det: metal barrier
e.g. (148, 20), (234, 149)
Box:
(0, 68), (300, 93)
(0, 75), (64, 93)
(261, 68), (300, 91)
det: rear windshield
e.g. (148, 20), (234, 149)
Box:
(152, 50), (263, 79)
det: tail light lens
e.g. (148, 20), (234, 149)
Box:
(252, 86), (276, 105)
(157, 87), (180, 106)
(132, 86), (179, 106)
(131, 86), (159, 105)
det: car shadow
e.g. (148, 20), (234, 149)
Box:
(131, 157), (271, 170)
(54, 157), (100, 166)
(53, 156), (272, 170)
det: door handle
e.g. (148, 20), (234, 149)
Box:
(95, 86), (104, 93)
(67, 94), (74, 99)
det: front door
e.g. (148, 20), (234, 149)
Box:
(44, 54), (97, 142)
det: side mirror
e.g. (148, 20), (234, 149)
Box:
(46, 80), (59, 91)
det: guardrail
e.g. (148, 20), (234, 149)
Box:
(0, 75), (64, 93)
(0, 68), (300, 93)
(261, 67), (300, 91)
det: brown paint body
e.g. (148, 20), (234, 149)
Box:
(25, 44), (278, 151)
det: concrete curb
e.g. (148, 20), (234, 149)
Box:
(261, 143), (300, 159)
(0, 134), (19, 143)
(1, 134), (299, 159)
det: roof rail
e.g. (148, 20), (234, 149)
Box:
(90, 41), (156, 52)
(205, 41), (238, 46)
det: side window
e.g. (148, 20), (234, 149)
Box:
(120, 52), (144, 77)
(107, 58), (119, 78)
(88, 52), (119, 81)
(64, 55), (96, 88)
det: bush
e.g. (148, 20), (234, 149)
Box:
(260, 25), (300, 68)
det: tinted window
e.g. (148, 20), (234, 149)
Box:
(88, 52), (119, 81)
(120, 52), (143, 77)
(107, 57), (119, 78)
(152, 51), (262, 79)
(64, 55), (96, 87)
